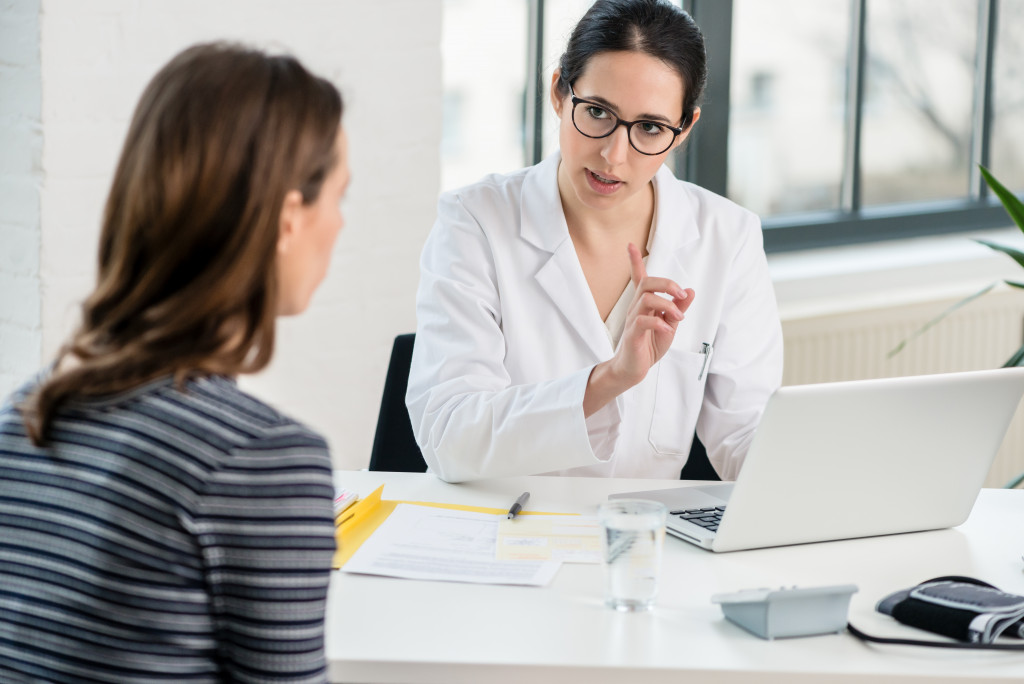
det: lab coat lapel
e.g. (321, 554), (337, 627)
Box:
(522, 154), (614, 361)
(645, 165), (700, 288)
(535, 244), (614, 361)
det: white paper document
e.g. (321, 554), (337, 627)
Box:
(342, 503), (561, 586)
(497, 515), (601, 563)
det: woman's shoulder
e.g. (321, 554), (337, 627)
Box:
(433, 157), (562, 248)
(170, 376), (329, 451)
(1, 368), (51, 406)
(75, 375), (331, 459)
(440, 154), (562, 211)
(1, 374), (330, 483)
(440, 165), (533, 209)
(658, 170), (759, 226)
(656, 170), (763, 253)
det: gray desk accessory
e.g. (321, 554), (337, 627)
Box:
(711, 585), (859, 639)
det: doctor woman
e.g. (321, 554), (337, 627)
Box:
(407, 0), (783, 483)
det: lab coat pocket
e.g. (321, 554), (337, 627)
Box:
(648, 350), (707, 456)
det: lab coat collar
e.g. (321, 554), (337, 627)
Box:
(519, 152), (567, 253)
(520, 153), (701, 258)
(523, 153), (700, 361)
(645, 164), (700, 284)
(523, 153), (612, 360)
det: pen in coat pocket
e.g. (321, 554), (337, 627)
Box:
(698, 342), (714, 381)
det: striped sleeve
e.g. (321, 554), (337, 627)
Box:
(188, 433), (336, 684)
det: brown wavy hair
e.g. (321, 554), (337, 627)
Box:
(23, 43), (343, 445)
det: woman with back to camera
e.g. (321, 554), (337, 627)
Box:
(0, 43), (348, 682)
(407, 0), (783, 483)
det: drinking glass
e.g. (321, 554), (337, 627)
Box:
(598, 499), (667, 612)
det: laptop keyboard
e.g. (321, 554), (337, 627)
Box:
(670, 506), (726, 533)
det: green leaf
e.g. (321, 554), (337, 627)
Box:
(887, 282), (997, 358)
(1003, 342), (1024, 368)
(980, 165), (1024, 233)
(1005, 280), (1024, 290)
(974, 239), (1024, 269)
(1005, 470), (1024, 489)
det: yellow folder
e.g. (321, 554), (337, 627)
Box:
(332, 485), (570, 568)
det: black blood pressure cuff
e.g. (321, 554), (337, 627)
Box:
(877, 576), (1024, 644)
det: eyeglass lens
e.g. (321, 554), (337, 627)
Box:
(572, 101), (676, 155)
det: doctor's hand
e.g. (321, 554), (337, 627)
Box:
(583, 243), (695, 418)
(617, 242), (695, 381)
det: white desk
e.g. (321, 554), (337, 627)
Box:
(325, 472), (1024, 683)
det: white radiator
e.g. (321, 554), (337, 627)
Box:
(780, 287), (1024, 488)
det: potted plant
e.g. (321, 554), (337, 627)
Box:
(889, 166), (1024, 487)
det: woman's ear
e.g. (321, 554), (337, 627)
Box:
(277, 189), (305, 254)
(687, 106), (702, 131)
(550, 69), (564, 118)
(670, 107), (702, 153)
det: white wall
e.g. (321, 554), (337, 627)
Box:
(0, 0), (442, 470)
(0, 0), (43, 399)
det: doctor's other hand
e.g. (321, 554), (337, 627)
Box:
(583, 243), (695, 418)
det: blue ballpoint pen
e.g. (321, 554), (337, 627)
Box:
(507, 491), (530, 519)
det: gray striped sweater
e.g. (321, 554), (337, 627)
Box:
(0, 374), (336, 683)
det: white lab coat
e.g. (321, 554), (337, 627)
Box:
(407, 152), (783, 483)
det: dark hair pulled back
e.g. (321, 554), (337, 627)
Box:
(556, 0), (707, 128)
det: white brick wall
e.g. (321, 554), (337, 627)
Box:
(0, 0), (43, 398)
(3, 0), (442, 469)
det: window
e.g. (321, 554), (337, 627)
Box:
(441, 0), (528, 191)
(693, 0), (1024, 251)
(991, 0), (1024, 191)
(859, 0), (977, 206)
(727, 0), (849, 217)
(441, 0), (1024, 252)
(440, 0), (598, 191)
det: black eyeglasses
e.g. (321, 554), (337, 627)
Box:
(568, 83), (685, 156)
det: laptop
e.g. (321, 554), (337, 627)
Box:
(612, 368), (1024, 552)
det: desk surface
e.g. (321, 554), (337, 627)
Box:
(325, 472), (1024, 684)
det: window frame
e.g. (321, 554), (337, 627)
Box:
(523, 0), (1019, 253)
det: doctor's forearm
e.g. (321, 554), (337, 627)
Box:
(583, 361), (635, 418)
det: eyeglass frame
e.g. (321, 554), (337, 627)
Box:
(567, 83), (687, 157)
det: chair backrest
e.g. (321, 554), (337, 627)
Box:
(368, 332), (719, 480)
(369, 334), (428, 472)
(678, 434), (720, 481)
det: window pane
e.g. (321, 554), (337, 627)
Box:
(729, 0), (849, 217)
(441, 0), (528, 191)
(990, 0), (1024, 193)
(541, 0), (597, 160)
(861, 0), (978, 206)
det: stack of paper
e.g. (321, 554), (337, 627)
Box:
(334, 486), (600, 586)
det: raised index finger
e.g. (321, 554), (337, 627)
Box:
(628, 243), (647, 287)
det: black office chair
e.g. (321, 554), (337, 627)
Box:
(368, 332), (719, 481)
(368, 334), (428, 472)
(678, 434), (720, 481)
